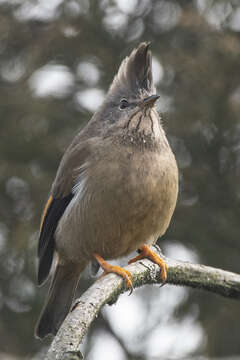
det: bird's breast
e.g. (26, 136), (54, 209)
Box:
(94, 145), (178, 216)
(56, 141), (178, 262)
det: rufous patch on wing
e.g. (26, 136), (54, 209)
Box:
(40, 195), (53, 232)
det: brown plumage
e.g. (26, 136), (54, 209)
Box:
(35, 42), (178, 339)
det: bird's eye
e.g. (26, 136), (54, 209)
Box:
(119, 98), (129, 110)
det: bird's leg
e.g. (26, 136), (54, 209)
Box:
(128, 245), (167, 283)
(93, 253), (133, 294)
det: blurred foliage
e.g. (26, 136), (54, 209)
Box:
(0, 0), (240, 359)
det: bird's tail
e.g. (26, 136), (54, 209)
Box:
(35, 262), (84, 339)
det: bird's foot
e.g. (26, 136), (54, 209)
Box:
(93, 253), (133, 294)
(128, 244), (167, 284)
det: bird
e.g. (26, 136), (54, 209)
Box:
(35, 42), (178, 339)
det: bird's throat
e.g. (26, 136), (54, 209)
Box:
(126, 108), (160, 135)
(121, 108), (165, 149)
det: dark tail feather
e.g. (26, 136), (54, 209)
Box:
(35, 262), (83, 339)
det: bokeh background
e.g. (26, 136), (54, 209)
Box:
(0, 0), (240, 359)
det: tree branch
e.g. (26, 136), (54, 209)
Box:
(45, 246), (240, 360)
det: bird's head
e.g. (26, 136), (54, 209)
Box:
(96, 42), (161, 139)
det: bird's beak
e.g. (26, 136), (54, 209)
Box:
(142, 94), (160, 108)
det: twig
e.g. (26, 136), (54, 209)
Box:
(45, 246), (240, 360)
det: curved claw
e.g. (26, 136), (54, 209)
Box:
(94, 253), (133, 294)
(128, 245), (168, 284)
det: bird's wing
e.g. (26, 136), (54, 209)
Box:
(37, 138), (92, 285)
(37, 194), (74, 285)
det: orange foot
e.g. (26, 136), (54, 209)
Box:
(128, 245), (167, 284)
(93, 253), (133, 294)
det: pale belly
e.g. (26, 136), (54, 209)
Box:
(56, 147), (178, 263)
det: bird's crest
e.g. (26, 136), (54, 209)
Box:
(109, 42), (155, 97)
